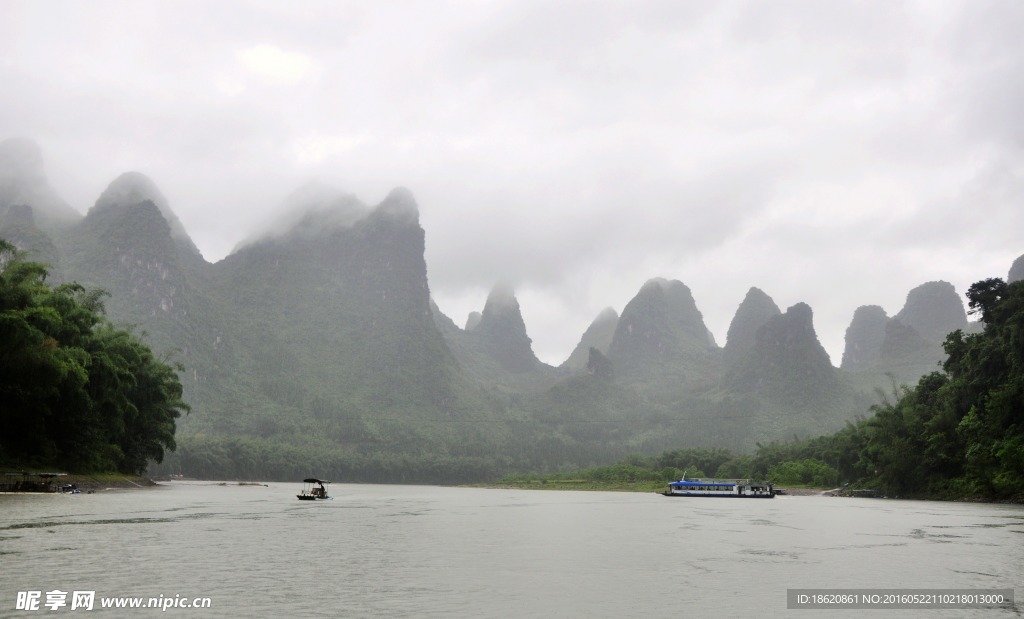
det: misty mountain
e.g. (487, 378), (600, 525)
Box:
(206, 187), (460, 418)
(840, 305), (889, 371)
(893, 281), (967, 343)
(726, 303), (839, 410)
(70, 198), (183, 310)
(470, 284), (544, 374)
(433, 285), (560, 394)
(1010, 253), (1024, 284)
(606, 278), (719, 385)
(3, 140), (1017, 482)
(879, 319), (933, 364)
(0, 138), (80, 233)
(723, 287), (781, 366)
(561, 307), (618, 371)
(840, 281), (968, 385)
(234, 181), (369, 252)
(0, 203), (62, 275)
(93, 171), (202, 260)
(33, 176), (233, 430)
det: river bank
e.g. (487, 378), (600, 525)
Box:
(0, 472), (158, 493)
(475, 479), (836, 495)
(67, 474), (158, 491)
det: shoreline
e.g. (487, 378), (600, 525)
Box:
(33, 474), (156, 492)
(61, 474), (158, 492)
(777, 487), (835, 496)
(471, 481), (835, 495)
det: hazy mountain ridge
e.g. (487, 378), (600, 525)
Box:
(234, 180), (370, 252)
(94, 171), (202, 260)
(471, 284), (545, 374)
(893, 281), (967, 343)
(1009, 255), (1024, 284)
(606, 278), (719, 386)
(561, 307), (619, 371)
(2, 139), (1019, 481)
(206, 188), (462, 420)
(0, 137), (81, 232)
(723, 287), (781, 367)
(57, 192), (235, 414)
(433, 284), (562, 394)
(726, 302), (840, 409)
(840, 305), (889, 370)
(840, 281), (971, 386)
(0, 203), (63, 277)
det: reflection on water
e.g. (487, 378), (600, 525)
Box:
(1, 483), (1022, 618)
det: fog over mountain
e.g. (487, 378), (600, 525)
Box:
(4, 138), (1023, 479)
(3, 1), (1023, 366)
(1010, 255), (1024, 284)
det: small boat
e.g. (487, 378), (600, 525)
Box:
(296, 478), (331, 501)
(661, 476), (775, 498)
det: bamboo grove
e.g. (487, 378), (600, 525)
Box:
(0, 239), (189, 474)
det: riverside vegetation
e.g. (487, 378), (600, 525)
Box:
(0, 240), (188, 474)
(502, 279), (1024, 501)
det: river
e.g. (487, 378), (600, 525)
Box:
(1, 482), (1021, 617)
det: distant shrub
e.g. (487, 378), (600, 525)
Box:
(768, 459), (838, 487)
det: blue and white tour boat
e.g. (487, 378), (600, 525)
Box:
(661, 476), (775, 498)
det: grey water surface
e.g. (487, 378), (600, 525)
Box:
(1, 482), (1021, 618)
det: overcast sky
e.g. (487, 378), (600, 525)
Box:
(3, 0), (1023, 366)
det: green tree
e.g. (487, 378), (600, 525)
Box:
(768, 459), (838, 487)
(0, 239), (188, 474)
(944, 279), (1024, 496)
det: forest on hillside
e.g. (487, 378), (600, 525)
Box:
(0, 240), (188, 474)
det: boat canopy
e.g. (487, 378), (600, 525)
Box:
(303, 478), (328, 484)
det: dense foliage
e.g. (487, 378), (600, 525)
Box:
(503, 278), (1024, 501)
(0, 239), (188, 474)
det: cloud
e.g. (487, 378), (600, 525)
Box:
(2, 0), (1022, 365)
(237, 44), (319, 83)
(293, 134), (370, 165)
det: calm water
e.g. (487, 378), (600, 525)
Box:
(1, 482), (1022, 618)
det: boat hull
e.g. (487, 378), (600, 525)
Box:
(660, 491), (774, 498)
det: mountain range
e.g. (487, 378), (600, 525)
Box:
(2, 137), (1017, 482)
